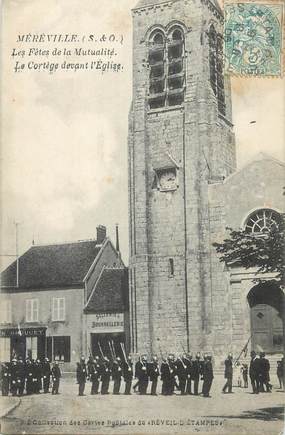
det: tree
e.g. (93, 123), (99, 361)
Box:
(213, 214), (285, 287)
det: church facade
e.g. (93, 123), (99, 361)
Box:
(128, 0), (284, 362)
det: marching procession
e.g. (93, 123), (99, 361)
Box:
(76, 353), (214, 397)
(0, 357), (61, 396)
(1, 346), (283, 398)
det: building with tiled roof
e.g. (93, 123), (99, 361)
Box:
(1, 240), (101, 290)
(0, 226), (129, 370)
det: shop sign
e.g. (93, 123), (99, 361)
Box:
(88, 313), (124, 333)
(0, 327), (46, 337)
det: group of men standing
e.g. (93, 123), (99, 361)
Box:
(222, 351), (275, 394)
(76, 353), (214, 398)
(1, 357), (61, 396)
(76, 355), (134, 396)
(249, 351), (273, 394)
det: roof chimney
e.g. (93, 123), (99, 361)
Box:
(115, 223), (120, 252)
(96, 225), (106, 244)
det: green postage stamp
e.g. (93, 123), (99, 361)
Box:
(224, 2), (284, 76)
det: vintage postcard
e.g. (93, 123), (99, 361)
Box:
(0, 0), (284, 434)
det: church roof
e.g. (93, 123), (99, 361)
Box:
(224, 152), (285, 184)
(0, 240), (102, 290)
(134, 0), (223, 15)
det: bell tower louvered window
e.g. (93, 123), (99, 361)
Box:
(209, 25), (226, 115)
(148, 27), (185, 110)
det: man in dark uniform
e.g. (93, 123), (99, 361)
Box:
(88, 357), (101, 395)
(259, 352), (271, 392)
(76, 357), (87, 396)
(134, 357), (141, 393)
(176, 355), (187, 395)
(112, 357), (123, 394)
(184, 354), (193, 395)
(222, 353), (233, 393)
(1, 362), (10, 396)
(31, 360), (37, 394)
(148, 355), (160, 396)
(25, 359), (33, 395)
(32, 359), (41, 394)
(192, 353), (202, 396)
(123, 355), (133, 395)
(87, 355), (93, 376)
(160, 358), (169, 395)
(17, 357), (25, 396)
(51, 361), (61, 394)
(136, 355), (148, 395)
(202, 355), (214, 397)
(10, 359), (18, 396)
(249, 350), (260, 394)
(101, 356), (111, 395)
(42, 358), (51, 393)
(169, 354), (178, 394)
(161, 355), (176, 395)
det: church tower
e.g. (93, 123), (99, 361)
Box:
(128, 0), (236, 355)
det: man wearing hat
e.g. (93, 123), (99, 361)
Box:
(148, 355), (160, 396)
(25, 359), (33, 395)
(136, 355), (149, 395)
(76, 356), (87, 396)
(51, 361), (61, 395)
(185, 353), (193, 395)
(249, 350), (260, 394)
(192, 353), (202, 396)
(222, 353), (233, 393)
(259, 352), (271, 393)
(202, 355), (214, 397)
(112, 357), (123, 394)
(1, 362), (10, 396)
(17, 357), (25, 396)
(10, 359), (18, 396)
(176, 354), (188, 395)
(42, 358), (51, 393)
(123, 355), (133, 395)
(101, 356), (111, 394)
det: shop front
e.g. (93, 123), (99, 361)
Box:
(87, 313), (127, 360)
(0, 327), (46, 362)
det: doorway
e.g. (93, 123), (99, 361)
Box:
(11, 335), (26, 360)
(247, 282), (284, 354)
(91, 333), (126, 361)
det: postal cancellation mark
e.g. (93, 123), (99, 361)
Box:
(224, 2), (283, 76)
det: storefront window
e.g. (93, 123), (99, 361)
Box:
(46, 336), (70, 362)
(26, 336), (37, 360)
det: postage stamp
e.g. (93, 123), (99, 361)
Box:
(224, 2), (284, 76)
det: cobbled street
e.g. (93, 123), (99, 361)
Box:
(0, 375), (283, 435)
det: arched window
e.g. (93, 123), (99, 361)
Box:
(148, 26), (185, 109)
(148, 31), (166, 109)
(245, 209), (281, 234)
(209, 25), (225, 115)
(153, 32), (164, 45)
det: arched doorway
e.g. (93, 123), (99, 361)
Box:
(247, 282), (284, 353)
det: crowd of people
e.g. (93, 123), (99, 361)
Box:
(1, 351), (283, 398)
(222, 351), (284, 394)
(76, 353), (214, 397)
(0, 357), (61, 396)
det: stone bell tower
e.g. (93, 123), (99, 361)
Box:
(128, 0), (236, 355)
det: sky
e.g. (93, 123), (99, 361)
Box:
(1, 0), (284, 269)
